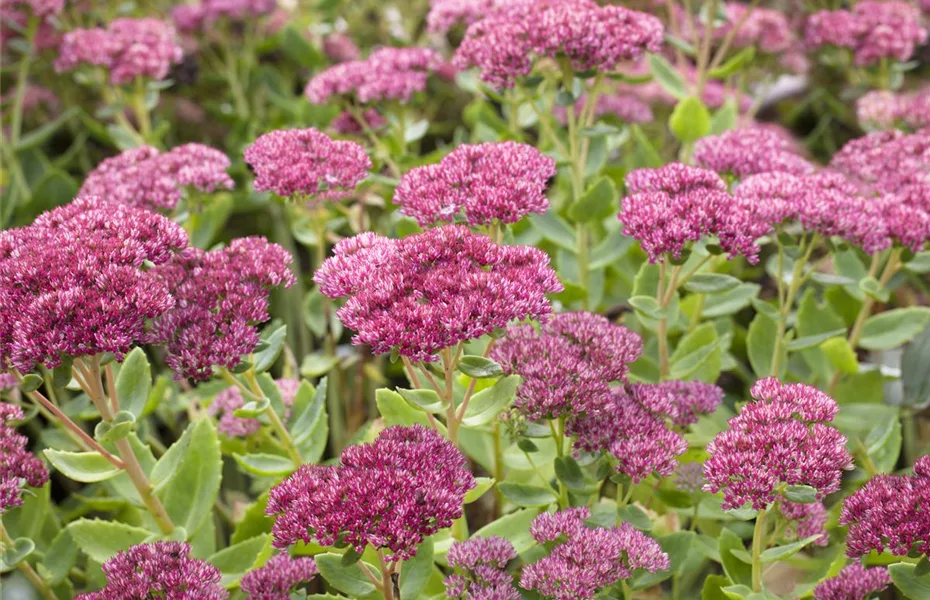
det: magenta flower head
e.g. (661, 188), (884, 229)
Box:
(693, 127), (815, 180)
(172, 0), (276, 32)
(322, 32), (360, 63)
(491, 312), (642, 421)
(703, 378), (852, 511)
(778, 500), (829, 547)
(80, 144), (234, 212)
(239, 552), (318, 600)
(619, 162), (769, 263)
(839, 455), (930, 557)
(330, 108), (387, 136)
(428, 0), (496, 35)
(76, 542), (227, 600)
(444, 536), (519, 600)
(813, 563), (892, 600)
(394, 142), (556, 227)
(305, 47), (444, 105)
(631, 380), (723, 428)
(830, 129), (930, 208)
(521, 508), (669, 600)
(721, 3), (793, 54)
(244, 128), (371, 201)
(0, 403), (49, 512)
(148, 237), (294, 381)
(55, 18), (183, 85)
(0, 196), (187, 373)
(267, 425), (475, 561)
(210, 378), (299, 438)
(315, 226), (562, 362)
(806, 2), (927, 66)
(1, 0), (63, 17)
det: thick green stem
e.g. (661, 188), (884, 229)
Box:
(10, 16), (38, 145)
(770, 237), (817, 377)
(751, 509), (768, 592)
(132, 77), (153, 142)
(901, 408), (919, 467)
(241, 369), (304, 468)
(551, 417), (570, 508)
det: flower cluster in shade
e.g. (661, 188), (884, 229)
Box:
(0, 0), (62, 17)
(330, 108), (387, 136)
(619, 162), (770, 263)
(321, 32), (360, 63)
(243, 128), (371, 201)
(147, 237), (294, 381)
(0, 0), (61, 51)
(719, 3), (794, 54)
(703, 378), (852, 511)
(55, 18), (184, 85)
(394, 142), (556, 227)
(0, 196), (187, 373)
(857, 88), (930, 131)
(805, 1), (927, 67)
(76, 542), (227, 600)
(631, 380), (724, 428)
(492, 312), (642, 421)
(554, 92), (654, 126)
(210, 378), (300, 438)
(839, 454), (930, 557)
(444, 536), (519, 600)
(693, 127), (814, 180)
(0, 403), (49, 512)
(812, 563), (892, 600)
(79, 144), (234, 212)
(305, 47), (444, 105)
(267, 425), (475, 561)
(172, 0), (277, 32)
(777, 500), (829, 547)
(239, 553), (318, 600)
(453, 0), (663, 88)
(427, 0), (498, 34)
(1, 83), (59, 115)
(315, 227), (561, 362)
(520, 508), (669, 600)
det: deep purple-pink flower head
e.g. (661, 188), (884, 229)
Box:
(239, 552), (318, 600)
(813, 563), (892, 600)
(0, 403), (49, 512)
(444, 536), (519, 600)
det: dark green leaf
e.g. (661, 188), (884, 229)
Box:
(685, 274), (741, 294)
(116, 348), (151, 418)
(554, 456), (587, 491)
(718, 528), (752, 588)
(568, 177), (617, 223)
(783, 484), (818, 504)
(253, 325), (287, 373)
(859, 308), (930, 350)
(457, 356), (504, 379)
(497, 482), (557, 507)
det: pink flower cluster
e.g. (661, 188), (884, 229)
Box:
(619, 163), (770, 263)
(839, 454), (930, 557)
(427, 0), (497, 34)
(210, 378), (299, 438)
(148, 237), (294, 381)
(703, 378), (852, 511)
(77, 542), (227, 600)
(0, 0), (62, 17)
(444, 536), (519, 600)
(239, 553), (318, 600)
(80, 144), (234, 212)
(721, 3), (794, 54)
(857, 89), (930, 131)
(631, 380), (724, 428)
(813, 563), (892, 600)
(1, 83), (58, 115)
(244, 128), (371, 200)
(805, 1), (927, 67)
(330, 108), (387, 136)
(453, 0), (663, 88)
(267, 425), (475, 561)
(0, 196), (187, 373)
(0, 403), (49, 512)
(694, 127), (815, 180)
(492, 311), (642, 421)
(315, 227), (562, 362)
(172, 0), (277, 32)
(305, 47), (444, 105)
(520, 508), (669, 599)
(321, 32), (360, 63)
(55, 18), (184, 85)
(395, 142), (556, 226)
(778, 500), (829, 546)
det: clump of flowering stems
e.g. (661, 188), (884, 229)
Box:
(813, 562), (892, 600)
(239, 552), (319, 600)
(704, 378), (851, 592)
(315, 227), (561, 444)
(443, 536), (518, 599)
(268, 425), (474, 600)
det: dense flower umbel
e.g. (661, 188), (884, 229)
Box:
(395, 142), (556, 226)
(210, 379), (300, 438)
(492, 312), (642, 421)
(148, 237), (294, 380)
(76, 542), (227, 600)
(239, 553), (318, 600)
(703, 378), (852, 511)
(453, 0), (663, 88)
(267, 425), (475, 561)
(520, 508), (669, 600)
(813, 563), (892, 600)
(693, 127), (815, 179)
(305, 47), (444, 105)
(79, 144), (234, 212)
(631, 380), (723, 428)
(315, 226), (561, 362)
(243, 128), (371, 200)
(839, 455), (930, 557)
(830, 129), (930, 208)
(857, 88), (930, 131)
(0, 404), (49, 512)
(444, 537), (519, 600)
(619, 163), (769, 263)
(55, 18), (184, 85)
(0, 196), (187, 373)
(171, 0), (277, 32)
(805, 2), (927, 66)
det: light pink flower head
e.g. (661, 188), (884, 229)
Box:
(813, 563), (892, 600)
(722, 3), (794, 54)
(694, 127), (815, 180)
(806, 2), (927, 66)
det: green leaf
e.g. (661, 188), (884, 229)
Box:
(464, 477), (495, 504)
(787, 328), (847, 351)
(473, 509), (539, 554)
(820, 337), (859, 375)
(44, 449), (121, 483)
(253, 325), (287, 373)
(94, 410), (137, 443)
(859, 307), (930, 350)
(397, 388), (446, 413)
(461, 375), (521, 427)
(669, 322), (721, 381)
(710, 99), (738, 134)
(783, 484), (818, 504)
(760, 534), (822, 563)
(375, 389), (445, 431)
(399, 538), (433, 600)
(528, 213), (576, 251)
(685, 273), (741, 294)
(278, 26), (324, 68)
(617, 505), (653, 530)
(315, 553), (379, 597)
(859, 275), (890, 302)
(208, 534), (269, 587)
(19, 374), (42, 393)
(232, 453), (295, 477)
(889, 563), (930, 599)
(746, 312), (782, 378)
(648, 53), (688, 100)
(157, 419), (222, 533)
(669, 95), (711, 143)
(0, 538), (34, 571)
(703, 283), (761, 317)
(116, 348), (151, 417)
(43, 529), (78, 584)
(233, 397), (271, 418)
(902, 324), (930, 409)
(589, 228), (635, 270)
(718, 528), (752, 588)
(633, 531), (694, 588)
(702, 575), (733, 600)
(629, 295), (666, 320)
(404, 119), (429, 143)
(497, 482), (557, 507)
(66, 519), (152, 563)
(904, 250), (930, 274)
(458, 356), (504, 379)
(292, 379), (329, 462)
(14, 107), (80, 151)
(708, 47), (756, 79)
(568, 177), (617, 223)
